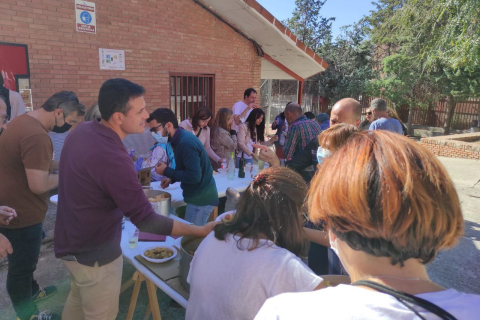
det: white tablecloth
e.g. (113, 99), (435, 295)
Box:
(50, 172), (253, 205)
(121, 219), (189, 308)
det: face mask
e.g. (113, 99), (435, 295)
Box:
(52, 122), (72, 133)
(316, 147), (331, 164)
(151, 131), (168, 144)
(52, 112), (72, 133)
(329, 232), (340, 257)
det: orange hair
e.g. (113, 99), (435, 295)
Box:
(308, 131), (463, 265)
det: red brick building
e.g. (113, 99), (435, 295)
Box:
(0, 0), (327, 119)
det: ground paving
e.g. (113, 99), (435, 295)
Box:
(0, 156), (478, 319)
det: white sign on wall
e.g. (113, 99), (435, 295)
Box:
(75, 0), (96, 34)
(99, 48), (126, 70)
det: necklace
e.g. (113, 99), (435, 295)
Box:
(359, 275), (432, 282)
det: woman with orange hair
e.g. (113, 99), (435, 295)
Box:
(256, 131), (479, 319)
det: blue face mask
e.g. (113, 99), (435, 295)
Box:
(316, 147), (331, 164)
(151, 131), (168, 144)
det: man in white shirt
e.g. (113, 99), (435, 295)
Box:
(232, 88), (257, 131)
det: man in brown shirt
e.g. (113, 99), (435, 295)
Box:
(0, 91), (84, 320)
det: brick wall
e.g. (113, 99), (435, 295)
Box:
(0, 0), (262, 114)
(421, 133), (480, 160)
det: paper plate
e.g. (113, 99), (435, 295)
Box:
(215, 210), (236, 222)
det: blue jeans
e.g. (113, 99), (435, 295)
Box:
(185, 204), (215, 226)
(0, 223), (42, 320)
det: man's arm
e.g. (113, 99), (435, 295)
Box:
(233, 103), (253, 125)
(25, 169), (58, 195)
(135, 211), (218, 238)
(164, 144), (202, 184)
(303, 228), (330, 247)
(283, 125), (298, 161)
(286, 139), (318, 172)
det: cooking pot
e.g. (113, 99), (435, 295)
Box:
(143, 188), (172, 217)
(179, 236), (205, 291)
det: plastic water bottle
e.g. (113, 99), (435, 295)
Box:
(220, 159), (228, 176)
(245, 163), (253, 178)
(227, 152), (235, 180)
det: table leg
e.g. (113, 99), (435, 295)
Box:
(120, 276), (137, 294)
(143, 301), (151, 320)
(146, 279), (162, 320)
(126, 272), (144, 320)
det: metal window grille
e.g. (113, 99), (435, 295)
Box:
(170, 73), (215, 121)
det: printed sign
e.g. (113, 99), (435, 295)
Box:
(75, 0), (96, 34)
(99, 48), (126, 70)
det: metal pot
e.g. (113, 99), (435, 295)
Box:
(179, 236), (205, 291)
(143, 188), (172, 217)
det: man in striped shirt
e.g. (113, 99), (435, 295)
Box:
(283, 102), (322, 162)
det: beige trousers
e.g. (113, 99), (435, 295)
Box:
(62, 255), (123, 320)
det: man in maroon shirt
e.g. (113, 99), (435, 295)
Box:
(54, 78), (216, 320)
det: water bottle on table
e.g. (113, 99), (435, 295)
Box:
(227, 152), (235, 180)
(220, 158), (228, 176)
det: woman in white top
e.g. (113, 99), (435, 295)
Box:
(186, 167), (323, 320)
(256, 131), (480, 320)
(237, 108), (276, 166)
(179, 106), (223, 166)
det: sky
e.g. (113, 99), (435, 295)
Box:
(256, 0), (377, 39)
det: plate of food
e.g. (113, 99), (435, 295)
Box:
(141, 245), (177, 263)
(215, 210), (236, 222)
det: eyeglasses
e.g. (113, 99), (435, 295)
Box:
(150, 123), (164, 133)
(366, 112), (372, 115)
(1, 114), (10, 125)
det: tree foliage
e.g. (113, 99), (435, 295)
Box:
(287, 1), (375, 104)
(367, 0), (480, 133)
(369, 0), (480, 71)
(286, 0), (335, 52)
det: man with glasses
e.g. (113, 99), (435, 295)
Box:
(147, 108), (176, 181)
(0, 91), (85, 320)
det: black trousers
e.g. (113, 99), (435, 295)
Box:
(0, 223), (42, 320)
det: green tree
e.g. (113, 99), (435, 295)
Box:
(367, 0), (480, 134)
(367, 54), (437, 135)
(316, 22), (376, 103)
(286, 0), (335, 52)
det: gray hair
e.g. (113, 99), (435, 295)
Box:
(84, 102), (101, 121)
(370, 98), (387, 112)
(41, 91), (85, 117)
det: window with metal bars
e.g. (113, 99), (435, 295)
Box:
(170, 73), (215, 121)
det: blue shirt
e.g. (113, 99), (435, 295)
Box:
(369, 118), (404, 135)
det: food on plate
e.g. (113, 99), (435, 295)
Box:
(144, 247), (174, 259)
(148, 194), (167, 202)
(222, 213), (234, 223)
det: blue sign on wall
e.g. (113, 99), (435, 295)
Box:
(80, 11), (92, 24)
